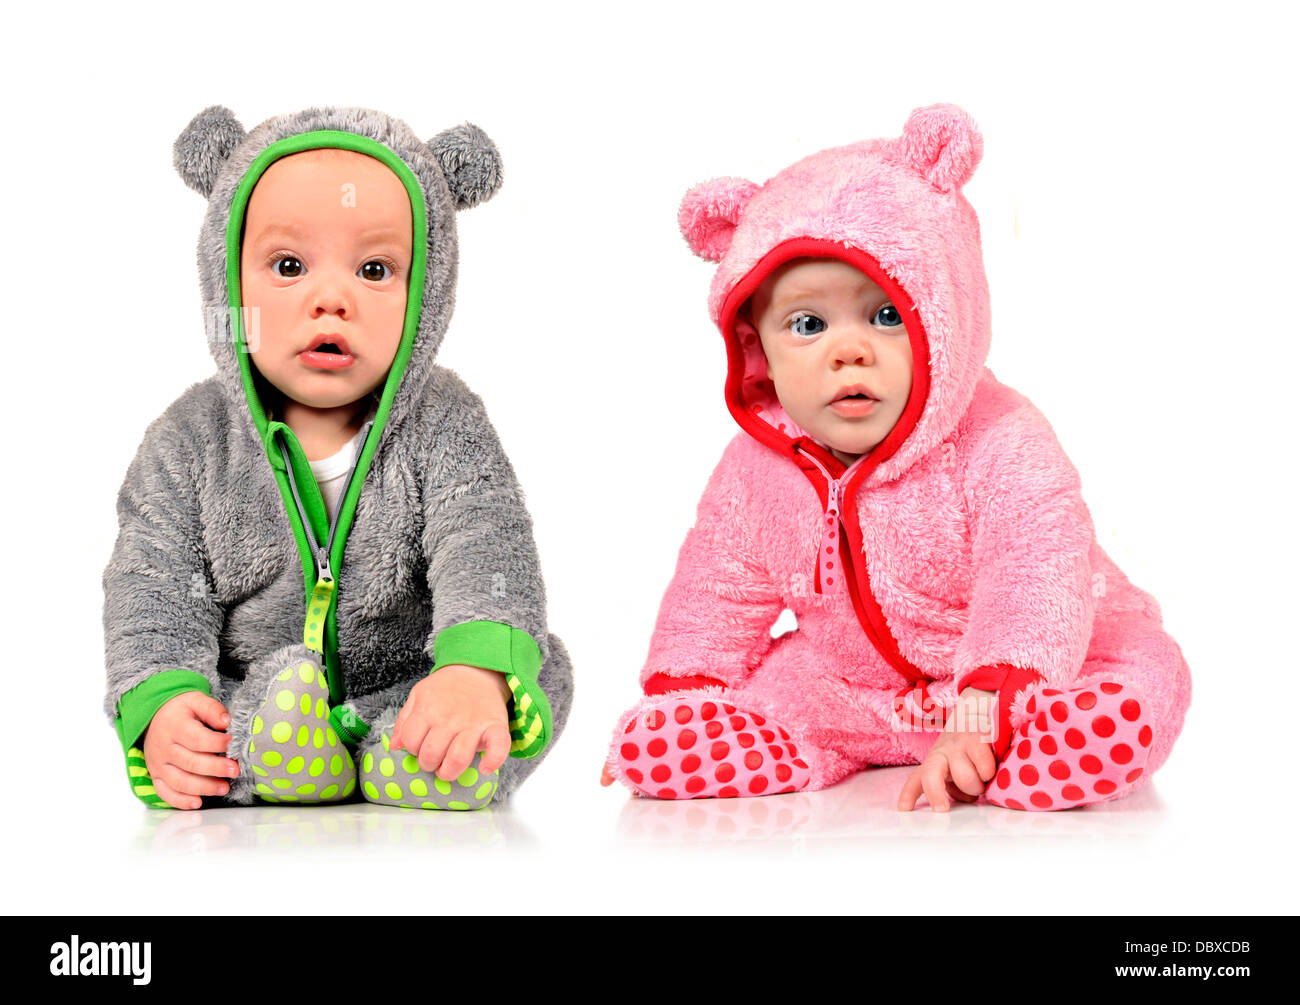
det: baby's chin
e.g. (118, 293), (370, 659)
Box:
(819, 443), (867, 468)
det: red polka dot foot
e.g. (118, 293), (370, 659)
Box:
(986, 681), (1152, 811)
(615, 696), (812, 799)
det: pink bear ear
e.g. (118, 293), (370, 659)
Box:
(895, 103), (984, 193)
(678, 176), (760, 261)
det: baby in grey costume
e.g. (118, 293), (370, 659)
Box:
(102, 105), (572, 810)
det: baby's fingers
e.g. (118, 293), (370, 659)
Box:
(437, 729), (482, 782)
(390, 701), (413, 751)
(171, 743), (239, 781)
(189, 695), (231, 733)
(416, 727), (453, 777)
(477, 724), (511, 776)
(897, 765), (928, 811)
(919, 757), (954, 812)
(946, 750), (988, 798)
(152, 776), (201, 812)
(179, 716), (232, 754)
(946, 779), (978, 804)
(157, 763), (229, 805)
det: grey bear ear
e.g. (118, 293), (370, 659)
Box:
(173, 105), (246, 198)
(427, 122), (503, 210)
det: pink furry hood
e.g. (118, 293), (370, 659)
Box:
(679, 102), (988, 488)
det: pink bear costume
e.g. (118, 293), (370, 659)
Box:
(608, 104), (1191, 810)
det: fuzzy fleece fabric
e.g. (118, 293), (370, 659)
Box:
(103, 105), (572, 806)
(609, 104), (1189, 809)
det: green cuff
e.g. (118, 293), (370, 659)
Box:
(431, 620), (553, 759)
(113, 669), (211, 809)
(113, 669), (212, 755)
(329, 705), (371, 748)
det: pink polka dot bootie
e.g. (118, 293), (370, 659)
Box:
(614, 694), (812, 799)
(986, 681), (1153, 811)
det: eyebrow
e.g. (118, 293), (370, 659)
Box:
(247, 224), (409, 246)
(769, 281), (889, 314)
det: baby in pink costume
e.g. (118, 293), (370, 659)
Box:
(605, 104), (1191, 811)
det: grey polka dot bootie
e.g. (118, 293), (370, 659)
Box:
(358, 732), (499, 810)
(247, 658), (356, 803)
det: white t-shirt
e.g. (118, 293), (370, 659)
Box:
(308, 425), (367, 524)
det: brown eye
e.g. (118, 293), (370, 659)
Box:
(274, 257), (303, 278)
(359, 260), (392, 282)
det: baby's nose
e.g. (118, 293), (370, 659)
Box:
(311, 279), (352, 318)
(832, 329), (876, 366)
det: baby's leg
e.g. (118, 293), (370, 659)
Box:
(611, 634), (901, 799)
(225, 644), (356, 805)
(985, 610), (1192, 811)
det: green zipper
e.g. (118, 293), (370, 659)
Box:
(276, 419), (374, 655)
(223, 129), (429, 706)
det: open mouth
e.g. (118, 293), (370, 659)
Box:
(313, 343), (343, 355)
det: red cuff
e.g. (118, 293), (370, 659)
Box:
(643, 672), (726, 696)
(956, 664), (1045, 760)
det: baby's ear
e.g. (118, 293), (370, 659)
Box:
(173, 105), (246, 197)
(893, 103), (983, 194)
(679, 177), (760, 262)
(428, 122), (503, 210)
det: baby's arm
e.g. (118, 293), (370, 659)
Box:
(952, 393), (1099, 710)
(103, 402), (228, 808)
(639, 432), (785, 692)
(408, 370), (554, 762)
(600, 435), (783, 785)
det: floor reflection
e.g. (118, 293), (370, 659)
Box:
(613, 766), (1168, 846)
(131, 799), (538, 855)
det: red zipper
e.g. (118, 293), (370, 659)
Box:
(794, 438), (928, 687)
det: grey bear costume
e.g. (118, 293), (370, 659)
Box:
(102, 105), (573, 807)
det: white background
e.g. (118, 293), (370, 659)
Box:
(2, 0), (1296, 915)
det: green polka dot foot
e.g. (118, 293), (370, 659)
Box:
(248, 659), (355, 804)
(358, 734), (499, 810)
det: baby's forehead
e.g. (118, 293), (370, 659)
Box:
(258, 146), (391, 184)
(753, 258), (883, 313)
(242, 148), (411, 245)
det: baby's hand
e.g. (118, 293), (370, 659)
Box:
(391, 665), (511, 781)
(897, 687), (998, 813)
(142, 692), (238, 811)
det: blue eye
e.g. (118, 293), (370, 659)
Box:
(359, 260), (393, 282)
(789, 314), (826, 337)
(873, 303), (902, 327)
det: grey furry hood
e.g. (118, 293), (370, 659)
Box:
(174, 104), (502, 452)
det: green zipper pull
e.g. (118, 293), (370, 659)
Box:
(305, 554), (335, 655)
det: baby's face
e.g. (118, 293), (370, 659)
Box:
(240, 148), (413, 413)
(750, 258), (913, 467)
